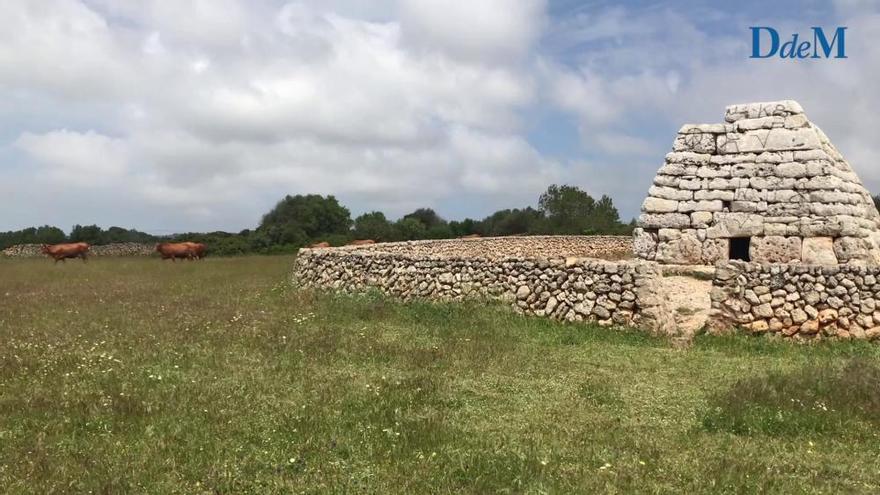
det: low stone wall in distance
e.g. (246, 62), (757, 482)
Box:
(2, 243), (156, 258)
(335, 235), (633, 260)
(710, 261), (880, 340)
(293, 237), (674, 335)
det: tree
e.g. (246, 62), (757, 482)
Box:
(33, 225), (66, 245)
(873, 194), (880, 212)
(479, 207), (544, 236)
(449, 218), (478, 237)
(353, 211), (394, 241)
(538, 184), (626, 235)
(402, 208), (445, 229)
(258, 194), (352, 245)
(69, 224), (103, 244)
(393, 217), (427, 240)
(583, 195), (622, 234)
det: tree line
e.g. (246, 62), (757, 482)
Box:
(0, 184), (634, 256)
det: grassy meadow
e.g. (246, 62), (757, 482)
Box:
(1, 256), (880, 493)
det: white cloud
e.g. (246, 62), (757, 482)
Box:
(398, 0), (546, 62)
(15, 130), (129, 184)
(0, 0), (556, 231)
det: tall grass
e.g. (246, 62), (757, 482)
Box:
(1, 256), (879, 493)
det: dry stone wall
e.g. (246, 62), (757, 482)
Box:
(1, 243), (156, 258)
(335, 235), (632, 260)
(710, 261), (880, 341)
(294, 237), (674, 335)
(635, 100), (880, 266)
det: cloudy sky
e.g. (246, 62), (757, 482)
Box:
(1, 0), (877, 233)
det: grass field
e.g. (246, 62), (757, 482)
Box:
(2, 256), (880, 493)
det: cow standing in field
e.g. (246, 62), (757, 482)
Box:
(156, 242), (196, 261)
(347, 239), (376, 246)
(183, 242), (207, 260)
(41, 243), (90, 263)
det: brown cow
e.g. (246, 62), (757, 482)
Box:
(347, 239), (376, 246)
(156, 242), (196, 261)
(308, 241), (331, 248)
(183, 242), (207, 260)
(41, 243), (90, 263)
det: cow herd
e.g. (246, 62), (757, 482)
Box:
(39, 242), (207, 263)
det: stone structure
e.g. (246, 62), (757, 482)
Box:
(1, 243), (156, 258)
(294, 236), (674, 334)
(634, 100), (880, 266)
(710, 261), (880, 341)
(329, 235), (632, 260)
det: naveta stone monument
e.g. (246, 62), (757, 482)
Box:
(633, 100), (880, 265)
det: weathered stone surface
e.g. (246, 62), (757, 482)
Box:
(642, 197), (680, 213)
(638, 213), (691, 229)
(833, 236), (872, 264)
(802, 237), (838, 265)
(631, 228), (657, 261)
(750, 236), (801, 263)
(706, 213), (764, 238)
(702, 239), (728, 264)
(724, 100), (804, 123)
(655, 233), (702, 264)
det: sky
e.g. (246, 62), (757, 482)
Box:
(1, 0), (878, 234)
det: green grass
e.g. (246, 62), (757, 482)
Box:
(1, 256), (879, 493)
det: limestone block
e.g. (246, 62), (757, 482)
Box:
(658, 163), (688, 176)
(638, 213), (691, 229)
(803, 175), (845, 190)
(706, 213), (764, 238)
(679, 178), (703, 190)
(776, 162), (807, 178)
(694, 189), (734, 201)
(801, 237), (838, 265)
(833, 236), (873, 264)
(731, 201), (766, 213)
(734, 188), (764, 201)
(702, 239), (728, 264)
(631, 228), (657, 260)
(655, 233), (702, 264)
(679, 124), (729, 134)
(707, 178), (736, 190)
(794, 149), (827, 161)
(750, 236), (801, 263)
(730, 163), (757, 177)
(784, 114), (809, 128)
(665, 151), (711, 165)
(648, 185), (693, 201)
(678, 200), (723, 213)
(674, 131), (716, 154)
(718, 128), (821, 154)
(642, 197), (679, 213)
(733, 116), (785, 131)
(653, 175), (679, 187)
(724, 100), (804, 123)
(691, 211), (714, 228)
